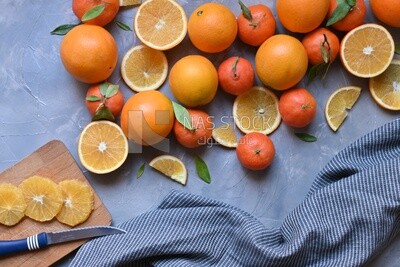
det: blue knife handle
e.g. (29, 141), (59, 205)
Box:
(0, 232), (48, 257)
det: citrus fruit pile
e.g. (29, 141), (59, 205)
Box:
(55, 0), (399, 178)
(0, 176), (93, 227)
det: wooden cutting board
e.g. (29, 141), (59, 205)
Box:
(0, 140), (112, 266)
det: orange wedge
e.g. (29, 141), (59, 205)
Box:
(233, 86), (281, 135)
(149, 155), (187, 185)
(212, 123), (238, 148)
(119, 0), (141, 7)
(0, 183), (27, 226)
(369, 59), (400, 111)
(19, 176), (63, 222)
(340, 23), (394, 78)
(134, 0), (187, 50)
(121, 45), (168, 92)
(78, 121), (129, 174)
(325, 86), (361, 132)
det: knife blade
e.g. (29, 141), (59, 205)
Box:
(0, 226), (125, 257)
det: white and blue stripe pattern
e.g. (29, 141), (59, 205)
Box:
(27, 235), (40, 251)
(71, 118), (400, 266)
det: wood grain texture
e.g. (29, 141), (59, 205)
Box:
(0, 140), (112, 266)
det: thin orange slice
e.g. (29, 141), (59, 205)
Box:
(340, 23), (394, 78)
(212, 123), (238, 148)
(0, 183), (27, 226)
(78, 121), (129, 174)
(134, 0), (187, 50)
(56, 179), (94, 227)
(233, 86), (281, 135)
(325, 86), (361, 132)
(19, 176), (63, 222)
(369, 59), (400, 111)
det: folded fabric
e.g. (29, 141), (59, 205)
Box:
(71, 118), (400, 267)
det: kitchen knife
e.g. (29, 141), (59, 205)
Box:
(0, 226), (125, 257)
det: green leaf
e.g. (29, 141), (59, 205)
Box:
(92, 106), (115, 122)
(346, 0), (356, 6)
(81, 5), (105, 22)
(137, 163), (145, 178)
(115, 21), (132, 31)
(295, 133), (317, 142)
(86, 95), (102, 102)
(194, 155), (211, 184)
(238, 0), (253, 21)
(105, 84), (119, 98)
(99, 81), (109, 96)
(50, 24), (78, 35)
(326, 0), (351, 26)
(172, 101), (193, 130)
(307, 63), (326, 84)
(232, 56), (239, 78)
(395, 43), (400, 55)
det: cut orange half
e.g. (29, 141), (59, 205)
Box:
(19, 176), (63, 222)
(325, 86), (361, 132)
(78, 121), (129, 174)
(134, 0), (187, 50)
(212, 123), (238, 148)
(149, 155), (187, 185)
(340, 23), (394, 78)
(121, 45), (168, 92)
(0, 183), (27, 226)
(233, 86), (281, 135)
(56, 179), (94, 227)
(369, 59), (400, 111)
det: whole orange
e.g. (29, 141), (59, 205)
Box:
(255, 34), (308, 91)
(276, 0), (330, 33)
(327, 0), (366, 31)
(85, 83), (124, 118)
(236, 132), (275, 170)
(370, 0), (400, 28)
(72, 0), (119, 27)
(278, 88), (317, 128)
(188, 3), (237, 53)
(120, 91), (174, 146)
(173, 109), (213, 148)
(60, 24), (118, 84)
(237, 4), (276, 46)
(218, 56), (254, 96)
(169, 55), (218, 107)
(302, 27), (340, 65)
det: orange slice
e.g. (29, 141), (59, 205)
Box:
(325, 86), (361, 132)
(340, 23), (394, 78)
(233, 86), (281, 135)
(0, 183), (27, 226)
(119, 0), (141, 7)
(56, 179), (94, 227)
(121, 45), (168, 92)
(134, 0), (187, 50)
(149, 155), (187, 185)
(212, 123), (238, 148)
(78, 121), (129, 174)
(19, 176), (63, 222)
(369, 59), (400, 111)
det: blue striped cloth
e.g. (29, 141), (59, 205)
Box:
(71, 118), (400, 266)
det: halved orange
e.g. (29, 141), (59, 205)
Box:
(134, 0), (187, 50)
(340, 23), (394, 78)
(233, 86), (281, 135)
(19, 176), (63, 222)
(0, 183), (27, 226)
(78, 121), (129, 174)
(369, 59), (400, 111)
(121, 45), (168, 92)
